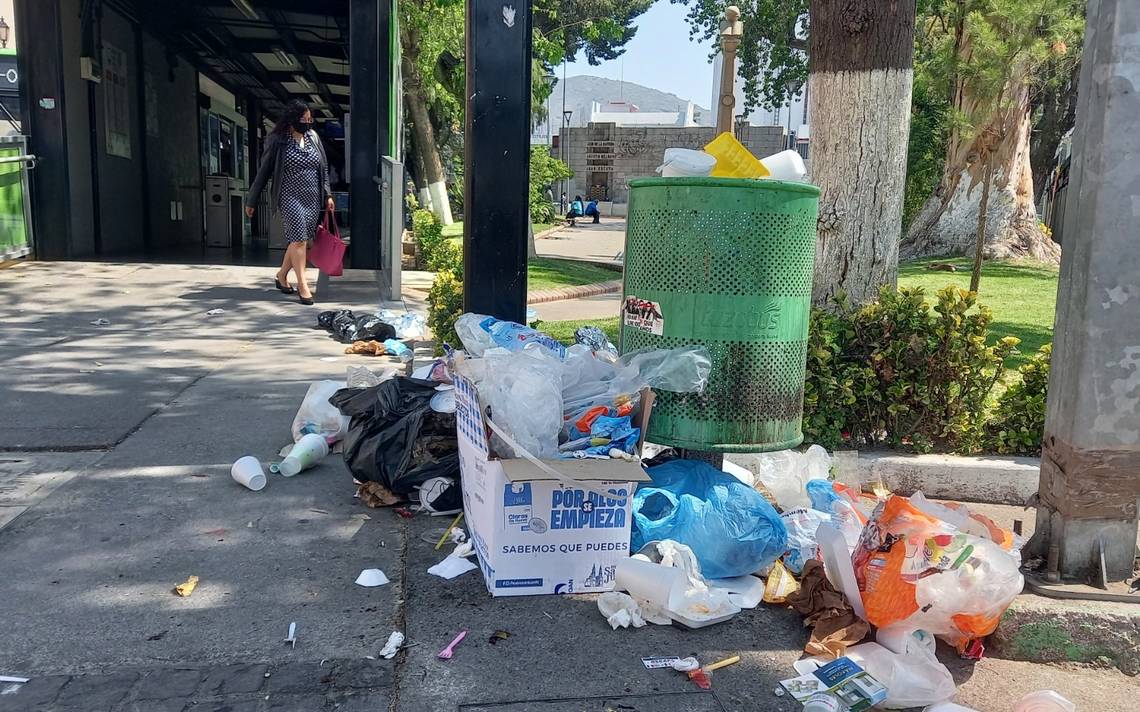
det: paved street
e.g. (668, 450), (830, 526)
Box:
(1, 261), (1138, 711)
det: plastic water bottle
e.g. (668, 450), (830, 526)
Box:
(480, 317), (566, 358)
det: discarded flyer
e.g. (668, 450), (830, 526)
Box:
(779, 657), (887, 711)
(641, 656), (682, 669)
(354, 569), (390, 587)
(0, 676), (29, 684)
(428, 555), (478, 580)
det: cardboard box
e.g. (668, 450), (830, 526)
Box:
(779, 657), (888, 711)
(454, 374), (651, 597)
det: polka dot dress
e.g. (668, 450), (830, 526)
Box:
(278, 135), (323, 244)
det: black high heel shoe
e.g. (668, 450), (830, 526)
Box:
(298, 293), (315, 305)
(274, 277), (296, 294)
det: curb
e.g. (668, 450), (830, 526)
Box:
(726, 450), (1040, 505)
(989, 593), (1140, 675)
(850, 451), (1039, 505)
(534, 226), (565, 240)
(526, 279), (622, 305)
(534, 254), (624, 271)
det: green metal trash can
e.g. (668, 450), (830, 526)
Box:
(621, 177), (820, 452)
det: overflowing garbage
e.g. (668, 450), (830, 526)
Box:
(656, 134), (808, 181)
(331, 377), (460, 502)
(631, 459), (786, 579)
(224, 302), (1042, 711)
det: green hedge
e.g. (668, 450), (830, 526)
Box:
(427, 270), (463, 355)
(984, 344), (1051, 454)
(803, 286), (1023, 453)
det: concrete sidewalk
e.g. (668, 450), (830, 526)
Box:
(535, 219), (626, 267)
(1, 261), (1138, 711)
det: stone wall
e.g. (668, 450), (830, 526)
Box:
(553, 123), (787, 204)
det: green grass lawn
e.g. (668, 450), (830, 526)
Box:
(539, 316), (620, 346)
(527, 258), (619, 291)
(899, 257), (1058, 368)
(539, 258), (1059, 369)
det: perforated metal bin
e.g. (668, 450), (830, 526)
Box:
(620, 177), (820, 452)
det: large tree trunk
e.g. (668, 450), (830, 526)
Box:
(809, 0), (915, 307)
(901, 68), (1061, 262)
(401, 40), (454, 226)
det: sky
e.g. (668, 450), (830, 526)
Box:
(562, 2), (717, 108)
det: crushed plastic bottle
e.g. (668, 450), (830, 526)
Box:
(454, 313), (566, 359)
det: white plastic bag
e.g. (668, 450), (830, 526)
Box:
(291, 381), (350, 443)
(744, 445), (832, 510)
(780, 507), (831, 574)
(841, 642), (956, 709)
(876, 624), (936, 656)
(597, 591), (647, 629)
(479, 348), (564, 459)
(1012, 691), (1076, 712)
(618, 345), (712, 393)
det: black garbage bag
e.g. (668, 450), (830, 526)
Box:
(319, 310), (397, 344)
(330, 377), (459, 495)
(317, 310), (341, 330)
(354, 314), (397, 342)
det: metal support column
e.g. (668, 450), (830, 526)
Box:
(348, 0), (387, 271)
(463, 0), (532, 321)
(244, 101), (262, 242)
(1032, 0), (1140, 585)
(14, 0), (72, 259)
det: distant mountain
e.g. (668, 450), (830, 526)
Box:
(536, 75), (713, 134)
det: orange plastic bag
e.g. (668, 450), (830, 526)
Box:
(852, 495), (1023, 650)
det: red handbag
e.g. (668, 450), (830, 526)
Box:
(311, 209), (346, 277)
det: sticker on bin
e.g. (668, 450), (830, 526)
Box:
(623, 296), (664, 335)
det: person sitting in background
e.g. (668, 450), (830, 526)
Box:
(584, 199), (601, 224)
(565, 195), (585, 226)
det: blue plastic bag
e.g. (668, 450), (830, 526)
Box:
(631, 460), (788, 579)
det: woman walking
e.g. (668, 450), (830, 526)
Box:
(244, 100), (333, 305)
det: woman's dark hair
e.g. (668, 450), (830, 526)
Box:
(271, 99), (311, 135)
(574, 195), (582, 201)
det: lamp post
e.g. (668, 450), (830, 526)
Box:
(0, 18), (10, 49)
(562, 109), (573, 210)
(715, 6), (744, 135)
(545, 73), (556, 147)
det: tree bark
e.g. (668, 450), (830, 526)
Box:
(970, 152), (994, 293)
(401, 39), (454, 225)
(808, 0), (915, 308)
(901, 70), (1061, 263)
